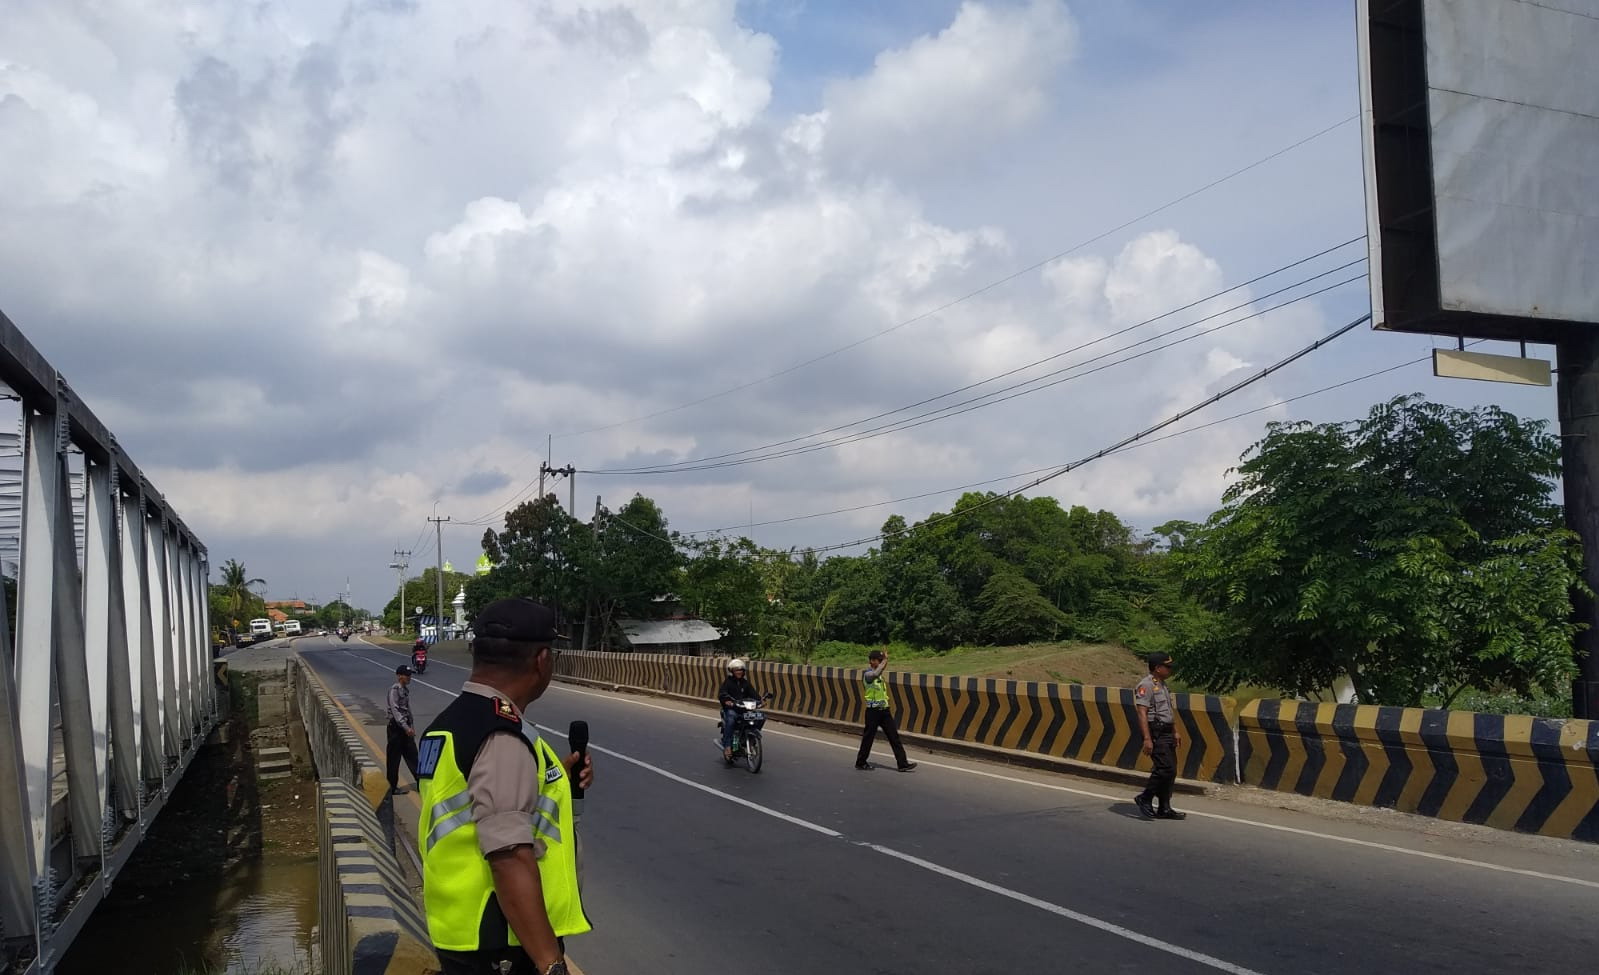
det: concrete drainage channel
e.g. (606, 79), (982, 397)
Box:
(56, 644), (323, 975)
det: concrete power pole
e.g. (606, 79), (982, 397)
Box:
(429, 515), (450, 642)
(389, 549), (411, 634)
(538, 462), (577, 511)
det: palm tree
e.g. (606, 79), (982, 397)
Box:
(218, 559), (266, 621)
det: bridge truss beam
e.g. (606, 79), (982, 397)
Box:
(0, 309), (217, 975)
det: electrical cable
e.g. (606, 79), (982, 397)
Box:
(588, 240), (1364, 474)
(797, 311), (1371, 555)
(553, 115), (1358, 439)
(585, 270), (1367, 475)
(678, 340), (1455, 537)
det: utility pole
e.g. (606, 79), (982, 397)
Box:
(429, 514), (450, 643)
(539, 462), (577, 512)
(389, 550), (411, 635)
(582, 495), (602, 651)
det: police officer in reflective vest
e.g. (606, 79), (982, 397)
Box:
(417, 598), (593, 975)
(1133, 651), (1185, 820)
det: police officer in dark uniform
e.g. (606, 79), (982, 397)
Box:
(416, 598), (593, 975)
(1133, 651), (1185, 820)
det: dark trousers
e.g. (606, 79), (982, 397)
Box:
(856, 707), (909, 768)
(1138, 725), (1177, 807)
(387, 720), (418, 789)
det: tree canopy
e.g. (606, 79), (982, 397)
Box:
(1171, 395), (1582, 706)
(448, 395), (1578, 715)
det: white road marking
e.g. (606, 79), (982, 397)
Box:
(862, 843), (1264, 974)
(328, 647), (1599, 891)
(327, 648), (1266, 970)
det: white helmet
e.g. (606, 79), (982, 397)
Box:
(727, 658), (747, 673)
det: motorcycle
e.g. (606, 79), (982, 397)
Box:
(411, 639), (428, 674)
(715, 692), (774, 773)
(338, 627), (350, 643)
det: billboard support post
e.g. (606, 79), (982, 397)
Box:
(1558, 333), (1599, 719)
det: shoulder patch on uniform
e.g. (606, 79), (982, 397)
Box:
(544, 763), (564, 784)
(492, 697), (517, 721)
(416, 735), (444, 779)
(1136, 684), (1148, 697)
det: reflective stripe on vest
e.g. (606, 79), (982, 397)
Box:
(418, 722), (592, 951)
(864, 670), (890, 707)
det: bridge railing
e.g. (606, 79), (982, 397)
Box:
(0, 309), (217, 975)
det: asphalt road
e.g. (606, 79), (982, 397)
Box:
(298, 636), (1599, 975)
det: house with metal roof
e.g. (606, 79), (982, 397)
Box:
(615, 617), (724, 655)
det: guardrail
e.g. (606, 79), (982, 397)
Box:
(1240, 700), (1599, 841)
(556, 649), (1599, 840)
(0, 308), (217, 975)
(317, 779), (436, 975)
(554, 650), (1239, 784)
(290, 655), (388, 806)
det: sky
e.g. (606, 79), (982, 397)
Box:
(0, 0), (1561, 612)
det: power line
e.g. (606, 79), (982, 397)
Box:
(588, 239), (1363, 475)
(678, 339), (1451, 537)
(554, 115), (1359, 440)
(583, 270), (1367, 476)
(797, 312), (1371, 556)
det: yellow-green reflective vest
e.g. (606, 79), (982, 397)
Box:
(416, 692), (591, 951)
(864, 668), (890, 707)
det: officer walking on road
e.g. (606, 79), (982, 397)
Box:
(855, 649), (917, 772)
(417, 598), (593, 975)
(1133, 651), (1186, 820)
(387, 664), (419, 795)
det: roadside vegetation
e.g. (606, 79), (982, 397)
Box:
(460, 396), (1580, 718)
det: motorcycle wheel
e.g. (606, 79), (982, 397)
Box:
(744, 734), (762, 774)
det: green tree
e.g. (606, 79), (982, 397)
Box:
(588, 496), (682, 647)
(976, 569), (1069, 645)
(387, 567), (476, 632)
(677, 536), (773, 650)
(1174, 395), (1584, 706)
(470, 495), (593, 622)
(217, 559), (265, 620)
(782, 592), (839, 663)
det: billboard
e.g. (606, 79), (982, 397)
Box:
(1358, 0), (1599, 340)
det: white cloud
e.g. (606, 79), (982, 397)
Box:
(0, 0), (1456, 609)
(817, 0), (1076, 173)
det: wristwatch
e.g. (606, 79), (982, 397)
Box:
(541, 961), (569, 975)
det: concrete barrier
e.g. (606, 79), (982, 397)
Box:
(555, 650), (1239, 783)
(318, 779), (437, 975)
(291, 654), (388, 806)
(1239, 700), (1599, 841)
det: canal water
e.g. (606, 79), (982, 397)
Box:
(59, 677), (321, 975)
(58, 855), (318, 975)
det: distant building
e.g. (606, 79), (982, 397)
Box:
(614, 617), (724, 655)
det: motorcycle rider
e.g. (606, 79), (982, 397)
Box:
(717, 659), (764, 763)
(412, 638), (429, 673)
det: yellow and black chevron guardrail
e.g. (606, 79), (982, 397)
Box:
(292, 656), (389, 807)
(319, 778), (438, 975)
(556, 651), (1239, 783)
(1239, 700), (1599, 841)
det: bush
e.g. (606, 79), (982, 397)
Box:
(810, 640), (924, 663)
(1444, 687), (1572, 719)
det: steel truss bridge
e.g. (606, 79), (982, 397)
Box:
(0, 310), (217, 975)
